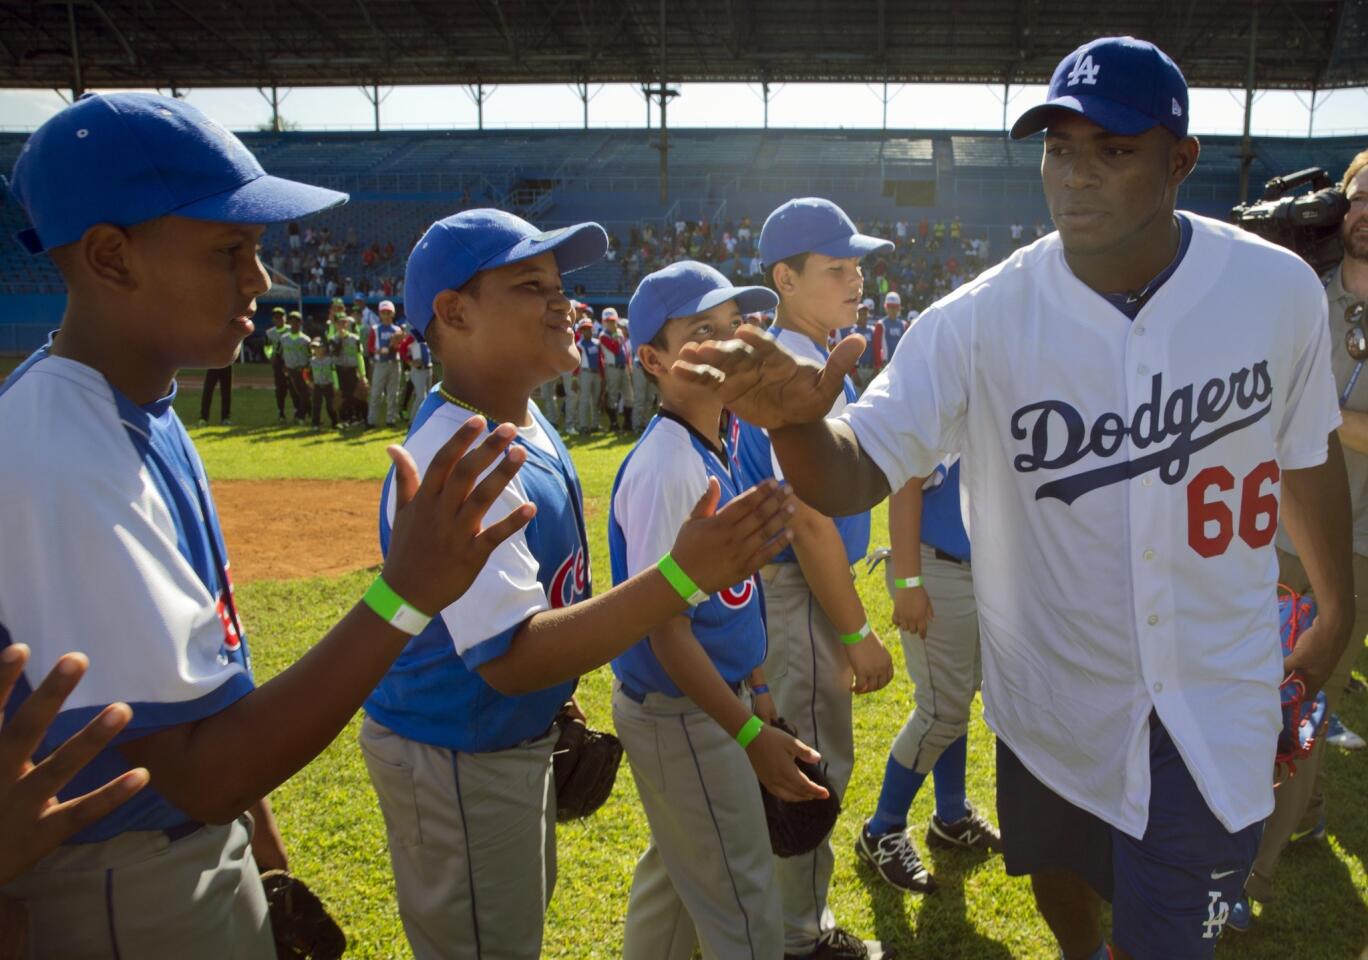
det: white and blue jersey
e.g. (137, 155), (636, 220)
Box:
(578, 335), (602, 373)
(0, 344), (253, 843)
(921, 458), (971, 563)
(835, 324), (878, 367)
(879, 314), (909, 361)
(370, 322), (400, 362)
(609, 413), (766, 697)
(733, 328), (871, 565)
(366, 394), (590, 752)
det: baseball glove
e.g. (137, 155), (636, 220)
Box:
(760, 718), (841, 857)
(259, 870), (346, 960)
(552, 704), (623, 822)
(1275, 585), (1330, 786)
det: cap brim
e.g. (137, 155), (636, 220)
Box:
(481, 222), (608, 276)
(175, 173), (349, 224)
(1010, 96), (1158, 140)
(809, 233), (894, 260)
(676, 284), (780, 319)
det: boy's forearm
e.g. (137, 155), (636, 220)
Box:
(888, 480), (925, 578)
(1338, 408), (1368, 457)
(769, 419), (888, 516)
(478, 567), (689, 696)
(791, 507), (866, 635)
(650, 618), (753, 737)
(120, 603), (419, 824)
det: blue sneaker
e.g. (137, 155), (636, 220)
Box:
(1227, 896), (1252, 933)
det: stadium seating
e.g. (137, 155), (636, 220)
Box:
(2, 127), (1361, 312)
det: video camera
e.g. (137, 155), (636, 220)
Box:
(1231, 167), (1348, 275)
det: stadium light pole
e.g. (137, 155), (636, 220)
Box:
(1237, 2), (1258, 204)
(66, 0), (83, 98)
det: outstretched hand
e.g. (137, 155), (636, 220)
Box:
(382, 415), (537, 617)
(672, 326), (864, 431)
(0, 646), (149, 886)
(671, 478), (795, 596)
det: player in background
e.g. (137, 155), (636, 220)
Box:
(1233, 147), (1368, 930)
(367, 300), (402, 429)
(834, 300), (880, 394)
(264, 305), (291, 422)
(611, 261), (825, 960)
(332, 314), (366, 427)
(674, 37), (1352, 960)
(363, 209), (797, 960)
(279, 309), (312, 424)
(308, 337), (339, 431)
(393, 320), (416, 420)
(599, 307), (629, 431)
(405, 326), (434, 422)
(0, 92), (543, 958)
(856, 457), (1000, 895)
(732, 198), (895, 960)
(198, 358), (234, 427)
(619, 316), (637, 431)
(575, 316), (604, 435)
(874, 292), (909, 373)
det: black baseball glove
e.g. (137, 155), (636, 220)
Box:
(259, 869), (346, 960)
(553, 704), (624, 822)
(760, 718), (841, 857)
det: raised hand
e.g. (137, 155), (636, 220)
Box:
(671, 478), (795, 595)
(0, 646), (148, 886)
(381, 416), (537, 617)
(746, 726), (828, 802)
(672, 325), (865, 431)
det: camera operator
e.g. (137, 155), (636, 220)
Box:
(1236, 148), (1368, 931)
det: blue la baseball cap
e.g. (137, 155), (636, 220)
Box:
(759, 198), (894, 266)
(9, 92), (347, 255)
(628, 261), (778, 347)
(1010, 36), (1189, 141)
(404, 209), (607, 336)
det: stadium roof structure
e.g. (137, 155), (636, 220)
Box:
(3, 0), (1367, 93)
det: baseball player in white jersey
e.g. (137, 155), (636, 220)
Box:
(673, 36), (1352, 960)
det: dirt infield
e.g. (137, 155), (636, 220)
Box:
(214, 479), (382, 584)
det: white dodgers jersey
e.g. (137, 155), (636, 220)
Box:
(842, 214), (1340, 837)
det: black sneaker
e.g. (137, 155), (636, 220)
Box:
(855, 823), (936, 894)
(925, 802), (1001, 854)
(785, 927), (894, 959)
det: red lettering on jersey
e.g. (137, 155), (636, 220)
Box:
(549, 549), (588, 609)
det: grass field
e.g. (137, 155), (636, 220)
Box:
(132, 380), (1368, 957)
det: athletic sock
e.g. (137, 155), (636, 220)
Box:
(932, 734), (970, 822)
(866, 753), (927, 836)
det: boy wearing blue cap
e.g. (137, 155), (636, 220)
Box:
(674, 37), (1351, 960)
(364, 210), (797, 960)
(610, 262), (826, 960)
(0, 93), (547, 958)
(731, 198), (895, 960)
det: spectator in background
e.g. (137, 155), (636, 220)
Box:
(287, 220), (300, 249)
(1010, 222), (1025, 245)
(383, 240), (395, 262)
(1034, 221), (1047, 239)
(345, 225), (357, 250)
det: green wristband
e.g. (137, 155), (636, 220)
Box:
(363, 576), (432, 636)
(894, 576), (924, 589)
(840, 621), (872, 646)
(736, 715), (764, 749)
(658, 552), (708, 606)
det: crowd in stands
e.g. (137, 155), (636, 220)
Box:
(266, 222), (412, 300)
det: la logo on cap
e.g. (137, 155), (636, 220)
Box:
(1067, 53), (1101, 86)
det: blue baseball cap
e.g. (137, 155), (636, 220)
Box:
(628, 261), (778, 347)
(759, 198), (894, 266)
(1011, 36), (1189, 141)
(404, 209), (607, 336)
(9, 92), (347, 255)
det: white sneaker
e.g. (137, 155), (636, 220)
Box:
(1326, 714), (1366, 750)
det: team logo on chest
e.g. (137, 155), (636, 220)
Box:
(549, 548), (588, 608)
(1009, 361), (1273, 505)
(718, 576), (756, 610)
